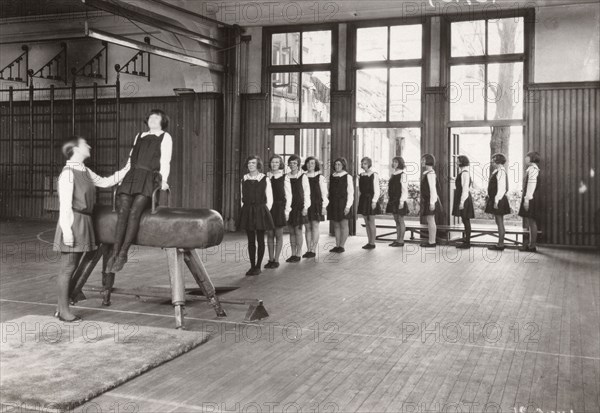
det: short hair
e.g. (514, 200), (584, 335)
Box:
(288, 154), (301, 167)
(422, 154), (435, 167)
(302, 156), (321, 172)
(392, 156), (405, 170)
(457, 155), (470, 167)
(61, 136), (83, 159)
(526, 151), (541, 164)
(245, 155), (263, 171)
(333, 157), (348, 172)
(360, 157), (372, 168)
(491, 153), (507, 165)
(145, 109), (169, 130)
(269, 154), (285, 170)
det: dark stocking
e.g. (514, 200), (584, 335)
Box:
(247, 231), (257, 268)
(462, 217), (472, 244)
(120, 194), (150, 255)
(256, 230), (265, 268)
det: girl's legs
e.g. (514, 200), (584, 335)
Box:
(333, 221), (341, 248)
(266, 230), (275, 262)
(462, 216), (472, 245)
(427, 215), (437, 244)
(274, 227), (284, 262)
(287, 225), (297, 260)
(255, 230), (266, 268)
(393, 214), (406, 244)
(108, 194), (133, 269)
(340, 219), (349, 248)
(369, 216), (377, 245)
(113, 194), (150, 272)
(57, 252), (84, 320)
(363, 216), (371, 246)
(304, 223), (313, 254)
(246, 230), (256, 270)
(529, 219), (538, 248)
(495, 215), (506, 247)
(294, 227), (304, 256)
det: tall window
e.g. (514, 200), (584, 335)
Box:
(448, 16), (526, 225)
(449, 17), (525, 122)
(355, 24), (423, 122)
(269, 30), (332, 123)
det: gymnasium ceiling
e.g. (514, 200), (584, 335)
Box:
(1, 0), (599, 24)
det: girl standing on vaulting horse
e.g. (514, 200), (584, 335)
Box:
(107, 109), (173, 273)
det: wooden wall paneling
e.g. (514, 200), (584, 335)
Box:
(525, 82), (600, 247)
(423, 87), (448, 226)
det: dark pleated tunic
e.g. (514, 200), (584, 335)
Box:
(420, 171), (442, 217)
(452, 170), (475, 219)
(117, 132), (164, 198)
(269, 174), (287, 227)
(385, 172), (409, 216)
(327, 174), (351, 222)
(238, 176), (274, 231)
(307, 175), (325, 222)
(53, 168), (97, 252)
(518, 167), (542, 221)
(358, 173), (381, 216)
(485, 169), (511, 216)
(288, 174), (309, 227)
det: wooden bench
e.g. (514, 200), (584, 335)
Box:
(363, 222), (540, 246)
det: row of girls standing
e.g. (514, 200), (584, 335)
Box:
(238, 155), (354, 276)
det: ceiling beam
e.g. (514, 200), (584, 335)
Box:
(86, 27), (224, 71)
(146, 0), (235, 29)
(82, 0), (224, 48)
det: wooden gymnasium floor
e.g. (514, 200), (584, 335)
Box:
(1, 220), (599, 413)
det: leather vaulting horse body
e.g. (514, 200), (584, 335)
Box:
(68, 189), (268, 328)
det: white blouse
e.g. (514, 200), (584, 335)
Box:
(524, 164), (539, 201)
(360, 168), (380, 204)
(58, 160), (121, 241)
(285, 170), (311, 215)
(392, 169), (409, 206)
(332, 171), (355, 210)
(306, 171), (329, 209)
(458, 167), (471, 205)
(493, 165), (508, 204)
(240, 173), (273, 210)
(423, 170), (438, 206)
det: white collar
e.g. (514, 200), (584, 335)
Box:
(287, 170), (304, 178)
(459, 166), (469, 172)
(361, 168), (376, 176)
(306, 171), (322, 178)
(244, 173), (265, 181)
(268, 170), (284, 178)
(423, 169), (435, 175)
(392, 169), (405, 175)
(333, 171), (348, 177)
(528, 164), (539, 171)
(65, 160), (87, 171)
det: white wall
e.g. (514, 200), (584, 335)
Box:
(534, 3), (600, 82)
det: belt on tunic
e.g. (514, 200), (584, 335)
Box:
(135, 165), (154, 172)
(73, 209), (92, 216)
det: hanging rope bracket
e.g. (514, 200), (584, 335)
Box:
(114, 37), (151, 82)
(72, 41), (109, 83)
(28, 43), (68, 85)
(0, 45), (29, 84)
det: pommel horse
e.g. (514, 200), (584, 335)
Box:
(68, 188), (269, 329)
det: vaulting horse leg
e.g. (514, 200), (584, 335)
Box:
(166, 248), (187, 329)
(183, 249), (227, 318)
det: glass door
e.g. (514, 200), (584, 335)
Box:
(449, 126), (523, 226)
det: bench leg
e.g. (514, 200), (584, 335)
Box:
(166, 248), (186, 329)
(183, 249), (227, 318)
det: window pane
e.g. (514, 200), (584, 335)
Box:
(302, 31), (332, 64)
(272, 33), (300, 65)
(450, 64), (485, 121)
(390, 67), (421, 121)
(285, 135), (295, 154)
(356, 128), (421, 216)
(356, 68), (387, 122)
(357, 27), (388, 62)
(271, 72), (299, 123)
(487, 62), (523, 120)
(488, 18), (524, 55)
(300, 129), (331, 177)
(301, 72), (330, 122)
(390, 25), (422, 60)
(451, 20), (485, 57)
(274, 135), (285, 154)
